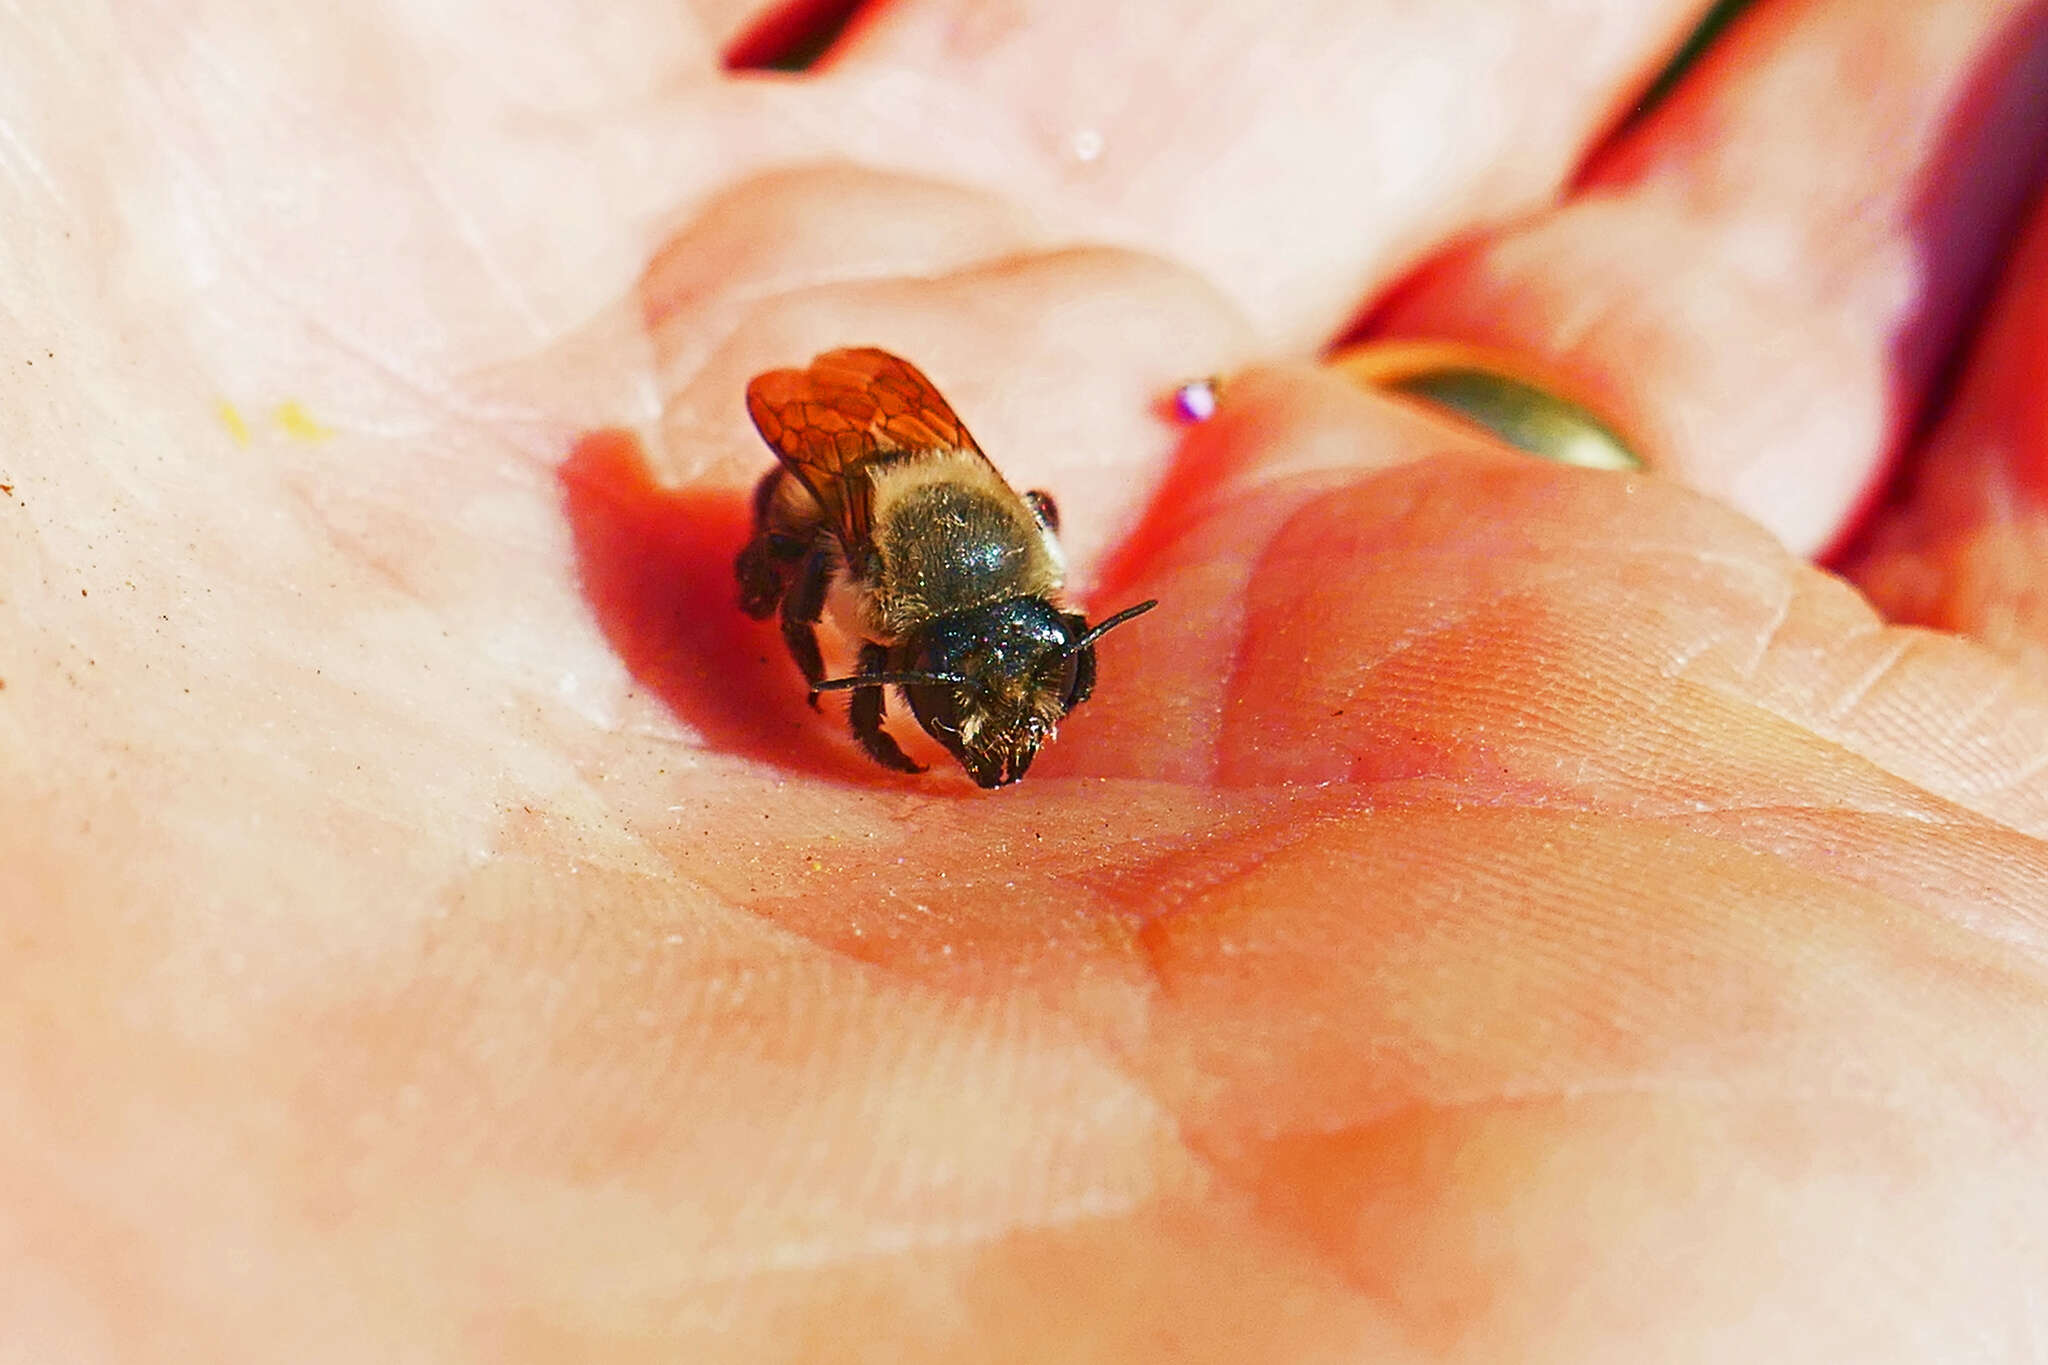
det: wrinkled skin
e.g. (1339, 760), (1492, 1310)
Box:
(6, 0), (2048, 1359)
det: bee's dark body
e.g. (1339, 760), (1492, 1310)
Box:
(735, 349), (1152, 788)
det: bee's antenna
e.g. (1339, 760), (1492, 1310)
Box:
(810, 670), (968, 695)
(1064, 599), (1159, 655)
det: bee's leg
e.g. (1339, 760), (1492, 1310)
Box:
(737, 471), (804, 620)
(736, 536), (786, 620)
(847, 642), (923, 774)
(780, 543), (833, 707)
(1024, 490), (1060, 533)
(1061, 612), (1097, 710)
(750, 465), (784, 523)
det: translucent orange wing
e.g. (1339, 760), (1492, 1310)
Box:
(744, 348), (991, 557)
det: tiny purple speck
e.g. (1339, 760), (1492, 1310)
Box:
(1174, 379), (1218, 422)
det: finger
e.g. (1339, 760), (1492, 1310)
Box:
(1369, 0), (2048, 555)
(645, 168), (1256, 574)
(1849, 182), (2048, 670)
(1097, 368), (2048, 847)
(815, 0), (1718, 345)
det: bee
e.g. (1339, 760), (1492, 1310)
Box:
(735, 347), (1156, 788)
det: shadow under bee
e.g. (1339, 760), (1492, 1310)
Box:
(558, 428), (887, 779)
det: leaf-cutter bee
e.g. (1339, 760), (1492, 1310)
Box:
(736, 347), (1156, 788)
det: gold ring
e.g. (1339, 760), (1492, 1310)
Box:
(1323, 341), (1644, 471)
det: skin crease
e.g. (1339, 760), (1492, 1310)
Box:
(3, 0), (2048, 1360)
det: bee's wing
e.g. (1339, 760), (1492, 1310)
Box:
(744, 348), (995, 560)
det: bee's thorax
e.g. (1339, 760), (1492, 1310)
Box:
(864, 454), (1063, 638)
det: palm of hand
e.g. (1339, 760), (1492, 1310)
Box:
(8, 1), (2048, 1357)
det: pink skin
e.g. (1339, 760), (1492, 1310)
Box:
(4, 0), (2048, 1358)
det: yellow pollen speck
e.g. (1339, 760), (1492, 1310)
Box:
(216, 400), (250, 445)
(274, 401), (333, 441)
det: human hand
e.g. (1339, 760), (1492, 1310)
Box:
(6, 1), (2047, 1358)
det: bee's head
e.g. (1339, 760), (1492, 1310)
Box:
(810, 597), (1157, 788)
(903, 597), (1155, 789)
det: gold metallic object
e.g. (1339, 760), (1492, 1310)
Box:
(1324, 341), (1643, 471)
